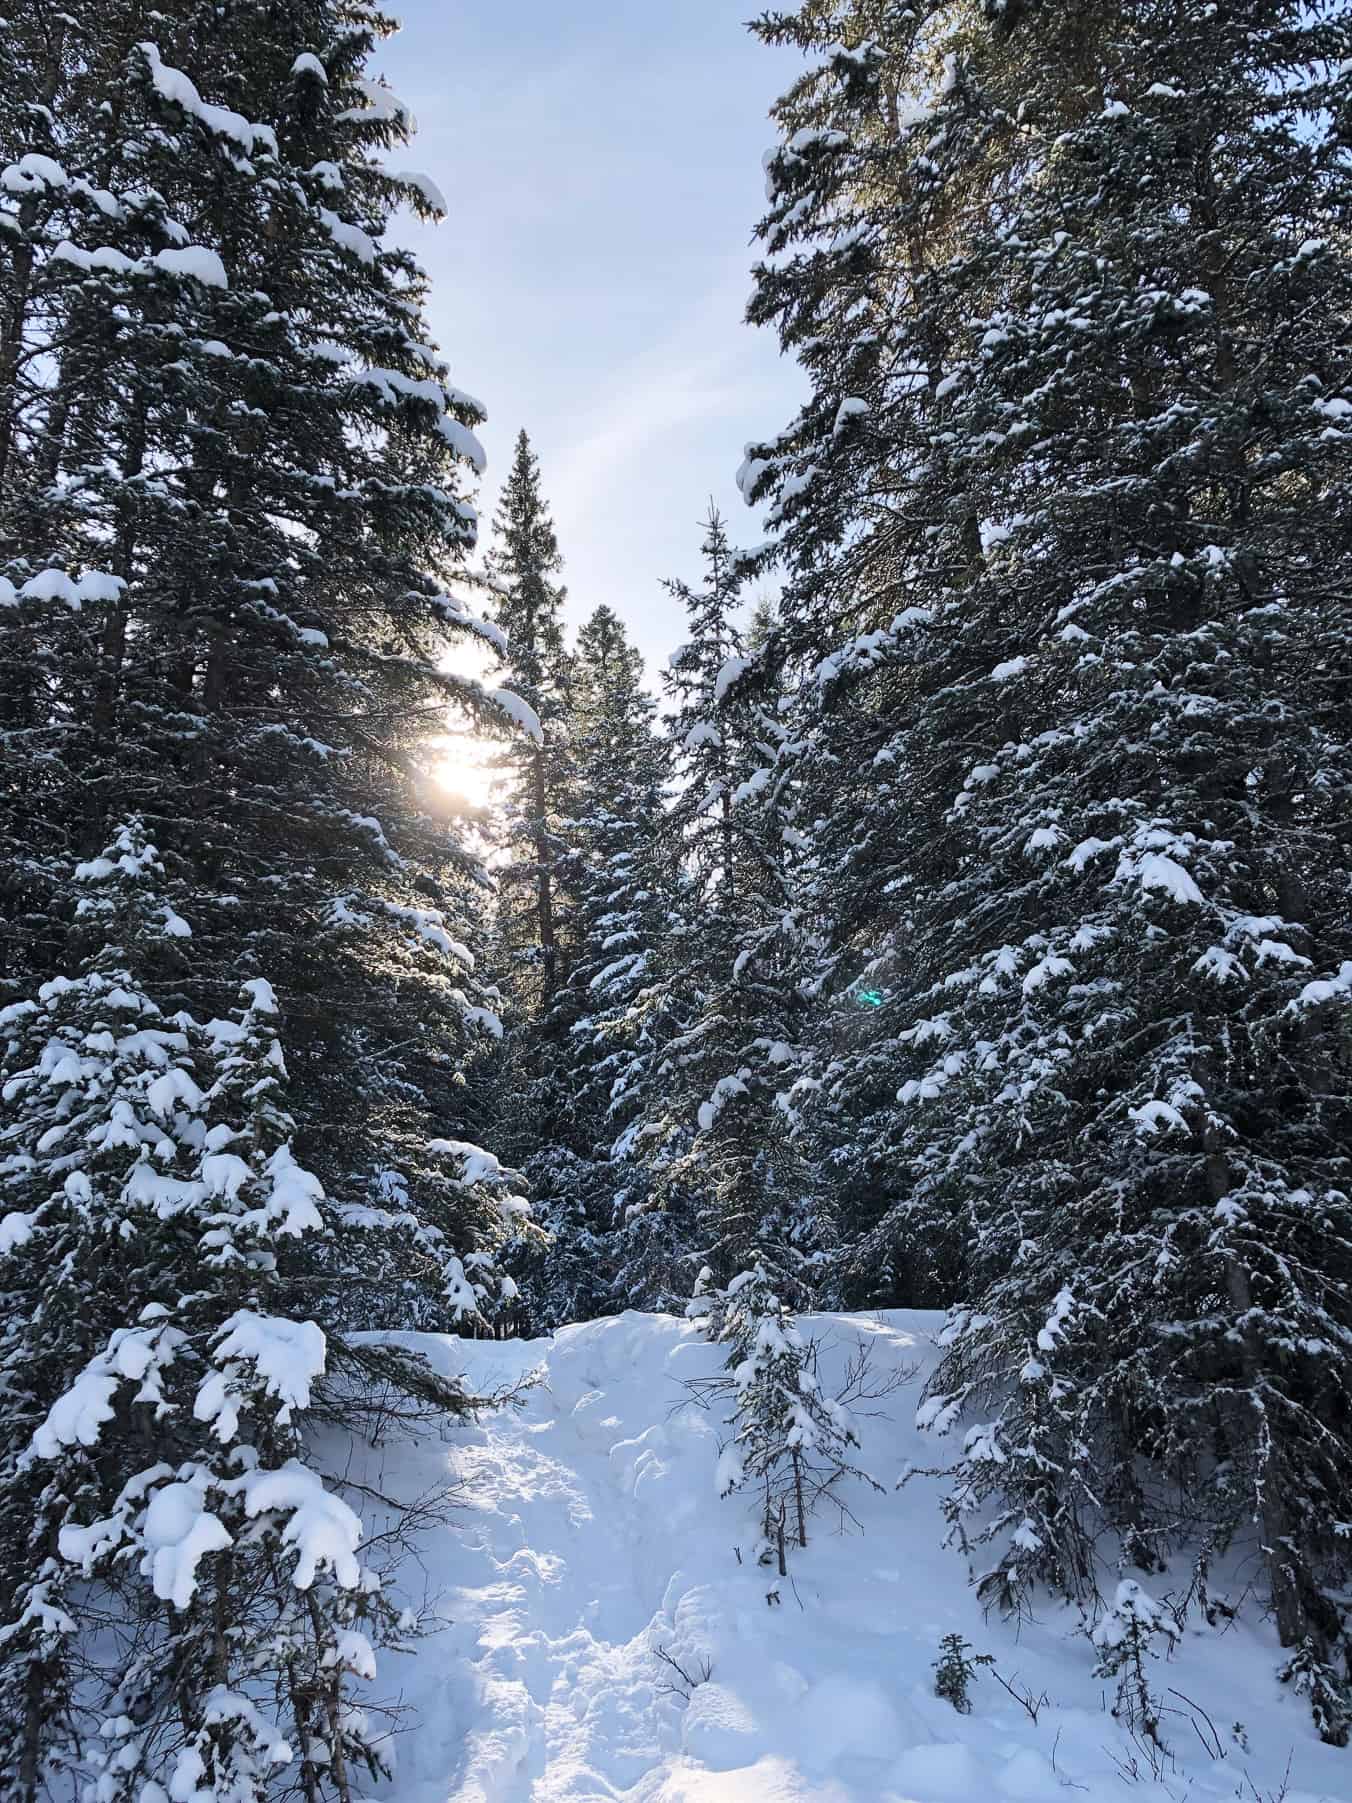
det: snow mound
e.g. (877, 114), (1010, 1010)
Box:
(334, 1311), (1346, 1803)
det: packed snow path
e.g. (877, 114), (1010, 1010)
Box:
(344, 1313), (1344, 1803)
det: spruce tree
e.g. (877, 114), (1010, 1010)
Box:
(518, 605), (668, 1327)
(0, 829), (454, 1795)
(700, 1264), (865, 1588)
(743, 0), (1352, 1736)
(0, 5), (537, 1789)
(0, 2), (525, 1249)
(562, 607), (667, 1143)
(485, 429), (575, 1015)
(0, 826), (212, 1796)
(613, 511), (815, 1311)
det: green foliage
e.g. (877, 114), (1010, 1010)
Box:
(485, 430), (575, 1015)
(740, 0), (1352, 1736)
(0, 7), (524, 1792)
(1279, 1640), (1351, 1751)
(932, 1633), (993, 1715)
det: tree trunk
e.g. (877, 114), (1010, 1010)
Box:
(0, 201), (38, 500)
(0, 20), (66, 500)
(533, 747), (557, 1002)
(1202, 1106), (1314, 1652)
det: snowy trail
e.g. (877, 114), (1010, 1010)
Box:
(336, 1313), (1346, 1803)
(434, 1414), (668, 1801)
(348, 1321), (698, 1803)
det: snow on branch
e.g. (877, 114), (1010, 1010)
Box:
(136, 42), (278, 157)
(489, 687), (543, 744)
(237, 1460), (362, 1589)
(197, 1311), (328, 1441)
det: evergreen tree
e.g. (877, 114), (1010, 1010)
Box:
(0, 826), (505, 1797)
(0, 826), (210, 1796)
(744, 0), (1352, 1735)
(699, 1264), (864, 1589)
(564, 607), (667, 1141)
(485, 429), (575, 1015)
(0, 1), (524, 1247)
(662, 508), (749, 915)
(518, 605), (669, 1326)
(0, 5), (538, 1789)
(614, 511), (815, 1311)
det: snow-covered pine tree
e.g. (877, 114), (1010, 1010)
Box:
(639, 528), (845, 1561)
(561, 608), (667, 1148)
(1091, 1580), (1179, 1755)
(0, 825), (208, 1796)
(0, 4), (538, 1787)
(662, 508), (750, 928)
(0, 2), (527, 1258)
(743, 0), (1352, 1737)
(518, 605), (669, 1327)
(0, 825), (518, 1797)
(0, 829), (396, 1788)
(485, 429), (576, 1016)
(613, 510), (817, 1312)
(705, 1265), (863, 1585)
(735, 0), (1000, 1310)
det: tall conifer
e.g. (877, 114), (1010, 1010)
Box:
(518, 606), (669, 1325)
(614, 512), (814, 1309)
(485, 429), (575, 1013)
(744, 0), (1352, 1734)
(0, 6), (536, 1788)
(0, 2), (524, 1240)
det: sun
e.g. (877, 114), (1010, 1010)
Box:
(432, 731), (501, 813)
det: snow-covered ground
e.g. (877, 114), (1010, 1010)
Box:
(338, 1312), (1346, 1802)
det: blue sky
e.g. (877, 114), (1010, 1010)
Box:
(379, 2), (806, 679)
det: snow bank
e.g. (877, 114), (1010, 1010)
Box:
(325, 1310), (1346, 1803)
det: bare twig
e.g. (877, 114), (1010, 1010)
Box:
(1166, 1686), (1225, 1761)
(1234, 1749), (1292, 1803)
(990, 1664), (1050, 1724)
(1051, 1726), (1089, 1792)
(653, 1645), (713, 1702)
